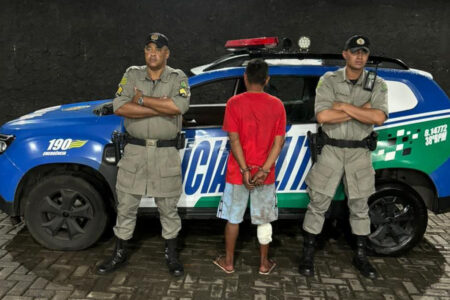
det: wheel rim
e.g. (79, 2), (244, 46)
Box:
(368, 193), (416, 251)
(39, 188), (94, 241)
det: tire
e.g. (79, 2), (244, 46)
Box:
(368, 181), (428, 256)
(24, 175), (108, 250)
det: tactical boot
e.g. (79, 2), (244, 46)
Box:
(299, 232), (317, 277)
(165, 238), (184, 277)
(352, 235), (378, 279)
(97, 237), (128, 274)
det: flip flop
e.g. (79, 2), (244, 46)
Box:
(259, 260), (277, 275)
(213, 256), (235, 274)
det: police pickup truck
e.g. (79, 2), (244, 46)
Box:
(0, 36), (448, 255)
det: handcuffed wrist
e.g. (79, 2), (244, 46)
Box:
(259, 167), (270, 174)
(240, 167), (250, 174)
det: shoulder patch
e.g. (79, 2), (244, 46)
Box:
(179, 78), (190, 98)
(120, 77), (127, 85)
(381, 81), (388, 92)
(316, 77), (324, 89)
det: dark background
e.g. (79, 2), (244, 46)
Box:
(0, 0), (448, 125)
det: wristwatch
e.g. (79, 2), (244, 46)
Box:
(137, 96), (144, 106)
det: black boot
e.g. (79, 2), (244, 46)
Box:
(299, 232), (317, 276)
(97, 237), (128, 275)
(165, 238), (184, 277)
(352, 235), (378, 279)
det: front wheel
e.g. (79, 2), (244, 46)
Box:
(368, 182), (428, 256)
(24, 175), (108, 250)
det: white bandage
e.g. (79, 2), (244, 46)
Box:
(257, 223), (272, 245)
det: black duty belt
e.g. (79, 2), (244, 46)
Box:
(323, 130), (378, 151)
(323, 135), (370, 149)
(126, 136), (178, 148)
(307, 127), (378, 163)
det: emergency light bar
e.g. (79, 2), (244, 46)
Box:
(225, 37), (279, 50)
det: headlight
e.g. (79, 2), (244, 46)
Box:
(0, 134), (15, 154)
(0, 141), (6, 152)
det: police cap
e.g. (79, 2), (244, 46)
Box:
(145, 33), (169, 49)
(344, 35), (370, 53)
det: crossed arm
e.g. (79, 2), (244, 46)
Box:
(115, 88), (181, 118)
(316, 101), (386, 126)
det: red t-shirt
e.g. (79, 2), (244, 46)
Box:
(223, 92), (286, 185)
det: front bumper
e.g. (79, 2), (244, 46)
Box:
(0, 153), (23, 215)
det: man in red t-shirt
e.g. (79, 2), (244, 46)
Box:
(213, 59), (286, 275)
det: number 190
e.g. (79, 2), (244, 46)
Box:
(47, 139), (72, 151)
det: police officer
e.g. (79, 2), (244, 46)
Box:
(97, 33), (190, 276)
(299, 35), (388, 279)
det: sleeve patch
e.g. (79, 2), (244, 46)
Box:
(381, 82), (388, 92)
(120, 77), (127, 85)
(316, 77), (324, 89)
(116, 86), (123, 96)
(179, 88), (189, 97)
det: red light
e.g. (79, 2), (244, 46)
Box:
(225, 37), (279, 49)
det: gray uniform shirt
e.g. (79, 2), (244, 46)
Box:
(305, 67), (388, 199)
(315, 68), (389, 140)
(113, 65), (190, 197)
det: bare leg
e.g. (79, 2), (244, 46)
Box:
(216, 222), (239, 271)
(259, 243), (274, 272)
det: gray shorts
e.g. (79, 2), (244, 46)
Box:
(216, 183), (278, 225)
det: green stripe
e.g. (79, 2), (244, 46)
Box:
(194, 185), (345, 208)
(374, 119), (449, 174)
(276, 193), (309, 208)
(194, 196), (221, 208)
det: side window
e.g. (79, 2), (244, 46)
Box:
(183, 78), (239, 127)
(264, 76), (319, 124)
(190, 78), (238, 105)
(385, 81), (418, 113)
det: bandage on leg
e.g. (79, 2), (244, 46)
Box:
(257, 223), (272, 245)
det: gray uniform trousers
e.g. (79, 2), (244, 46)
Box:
(302, 147), (374, 236)
(303, 189), (370, 236)
(113, 190), (181, 240)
